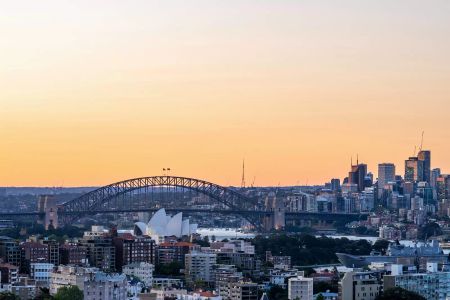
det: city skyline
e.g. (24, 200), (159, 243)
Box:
(1, 0), (449, 186)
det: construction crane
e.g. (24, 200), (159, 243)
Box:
(251, 176), (256, 188)
(419, 131), (425, 152)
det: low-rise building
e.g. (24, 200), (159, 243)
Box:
(269, 269), (301, 288)
(49, 265), (97, 295)
(339, 271), (382, 300)
(228, 282), (258, 300)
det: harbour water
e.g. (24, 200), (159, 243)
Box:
(197, 229), (449, 254)
(197, 228), (256, 241)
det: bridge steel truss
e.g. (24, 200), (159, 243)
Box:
(61, 176), (262, 229)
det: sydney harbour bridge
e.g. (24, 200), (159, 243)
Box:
(0, 176), (367, 231)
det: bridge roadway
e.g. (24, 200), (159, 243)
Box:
(0, 209), (368, 221)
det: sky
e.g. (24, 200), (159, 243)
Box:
(1, 0), (449, 187)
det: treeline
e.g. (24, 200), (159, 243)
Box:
(251, 234), (375, 265)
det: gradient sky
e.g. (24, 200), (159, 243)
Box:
(1, 1), (449, 187)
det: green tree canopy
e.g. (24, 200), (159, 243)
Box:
(54, 286), (83, 300)
(0, 292), (20, 300)
(375, 287), (426, 300)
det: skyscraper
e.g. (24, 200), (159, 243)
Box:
(331, 178), (341, 192)
(405, 157), (424, 182)
(418, 150), (431, 184)
(378, 163), (396, 188)
(431, 168), (441, 188)
(378, 163), (395, 199)
(349, 161), (367, 192)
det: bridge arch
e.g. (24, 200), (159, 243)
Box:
(61, 176), (262, 228)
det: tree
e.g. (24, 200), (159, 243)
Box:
(54, 286), (83, 300)
(418, 222), (442, 239)
(316, 294), (325, 300)
(155, 261), (183, 276)
(34, 287), (53, 300)
(372, 239), (390, 254)
(268, 285), (288, 300)
(375, 287), (426, 300)
(314, 281), (337, 293)
(0, 292), (20, 300)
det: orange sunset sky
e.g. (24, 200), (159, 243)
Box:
(1, 1), (449, 187)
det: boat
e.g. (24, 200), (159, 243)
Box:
(336, 240), (448, 268)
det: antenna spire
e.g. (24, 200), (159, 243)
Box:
(241, 159), (246, 188)
(419, 131), (425, 152)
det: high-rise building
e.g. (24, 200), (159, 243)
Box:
(21, 242), (49, 273)
(59, 243), (87, 265)
(378, 163), (395, 189)
(288, 275), (313, 300)
(184, 251), (217, 287)
(81, 236), (116, 272)
(431, 168), (441, 188)
(0, 237), (22, 269)
(113, 234), (155, 271)
(214, 264), (243, 299)
(418, 150), (431, 184)
(405, 157), (424, 182)
(349, 162), (368, 192)
(157, 241), (198, 265)
(330, 179), (341, 192)
(437, 175), (450, 201)
(378, 163), (396, 199)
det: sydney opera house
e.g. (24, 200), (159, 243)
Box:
(134, 208), (198, 244)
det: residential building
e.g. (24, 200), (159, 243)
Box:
(213, 264), (243, 299)
(49, 265), (96, 295)
(84, 272), (128, 300)
(30, 263), (54, 285)
(185, 251), (217, 287)
(113, 234), (156, 271)
(228, 281), (258, 300)
(288, 275), (313, 300)
(123, 262), (154, 287)
(157, 242), (198, 265)
(339, 271), (382, 300)
(0, 237), (22, 269)
(59, 243), (87, 265)
(81, 236), (116, 271)
(383, 263), (450, 300)
(0, 263), (19, 284)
